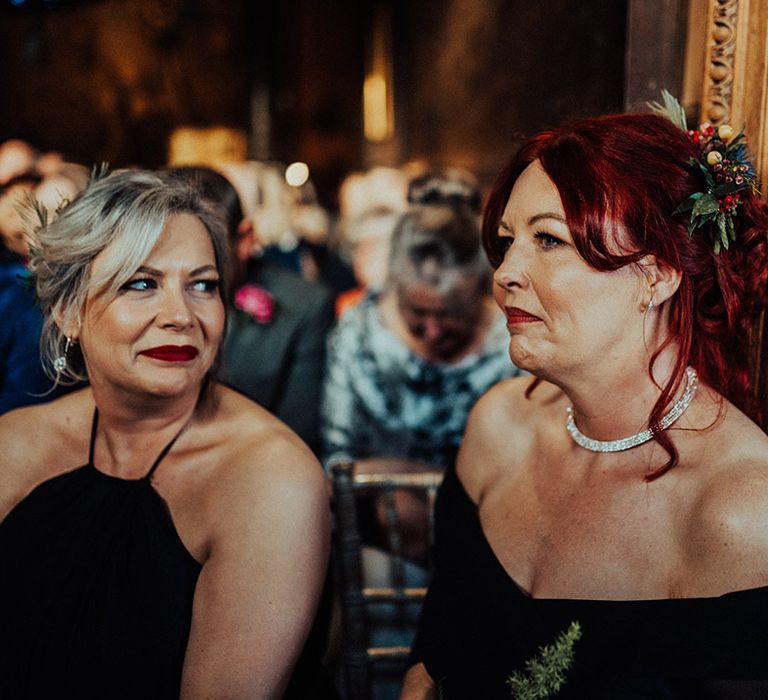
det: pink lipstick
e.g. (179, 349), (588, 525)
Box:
(505, 307), (541, 324)
(139, 345), (198, 362)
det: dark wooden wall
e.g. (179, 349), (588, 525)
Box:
(0, 0), (627, 206)
(398, 0), (627, 186)
(624, 0), (689, 113)
(0, 0), (251, 168)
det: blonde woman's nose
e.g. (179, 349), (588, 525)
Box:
(159, 289), (193, 328)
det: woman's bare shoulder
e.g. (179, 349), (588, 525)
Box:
(457, 376), (564, 500)
(469, 375), (561, 425)
(693, 450), (768, 535)
(211, 385), (319, 460)
(0, 388), (93, 464)
(178, 391), (330, 699)
(0, 389), (94, 519)
(203, 385), (328, 520)
(684, 418), (768, 592)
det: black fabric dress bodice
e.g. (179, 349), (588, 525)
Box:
(0, 412), (339, 699)
(410, 467), (768, 699)
(0, 415), (200, 699)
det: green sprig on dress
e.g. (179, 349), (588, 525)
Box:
(507, 621), (582, 700)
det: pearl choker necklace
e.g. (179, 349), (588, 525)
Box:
(565, 366), (698, 453)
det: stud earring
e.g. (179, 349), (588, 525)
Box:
(53, 337), (73, 372)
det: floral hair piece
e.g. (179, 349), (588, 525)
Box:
(19, 162), (111, 297)
(649, 90), (760, 254)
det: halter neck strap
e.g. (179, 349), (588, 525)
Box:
(87, 408), (99, 466)
(144, 422), (188, 480)
(88, 408), (191, 480)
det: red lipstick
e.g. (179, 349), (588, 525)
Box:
(505, 307), (541, 324)
(139, 345), (199, 362)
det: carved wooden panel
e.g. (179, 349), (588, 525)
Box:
(694, 0), (768, 427)
(700, 0), (742, 126)
(699, 0), (768, 173)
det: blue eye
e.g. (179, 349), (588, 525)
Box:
(121, 278), (156, 291)
(190, 279), (220, 294)
(534, 232), (564, 249)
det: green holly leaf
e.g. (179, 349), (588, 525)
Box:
(691, 193), (720, 218)
(714, 183), (747, 196)
(694, 160), (716, 189)
(716, 215), (729, 252)
(717, 213), (726, 237)
(672, 195), (698, 215)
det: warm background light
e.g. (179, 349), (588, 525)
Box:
(168, 127), (247, 167)
(364, 74), (390, 142)
(363, 4), (394, 144)
(285, 161), (310, 187)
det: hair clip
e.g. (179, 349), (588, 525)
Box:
(649, 90), (760, 254)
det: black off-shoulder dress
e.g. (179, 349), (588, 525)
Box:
(0, 412), (337, 699)
(410, 467), (768, 699)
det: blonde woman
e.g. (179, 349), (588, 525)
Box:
(0, 170), (334, 699)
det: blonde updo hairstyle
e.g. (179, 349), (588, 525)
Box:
(30, 169), (230, 385)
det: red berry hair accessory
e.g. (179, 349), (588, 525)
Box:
(649, 90), (760, 254)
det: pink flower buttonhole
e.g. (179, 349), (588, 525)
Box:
(234, 284), (274, 324)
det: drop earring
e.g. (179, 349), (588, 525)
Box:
(646, 298), (655, 313)
(53, 337), (73, 372)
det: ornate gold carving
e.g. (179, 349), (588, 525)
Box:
(703, 0), (740, 125)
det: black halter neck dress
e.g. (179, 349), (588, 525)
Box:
(0, 411), (199, 698)
(0, 410), (339, 699)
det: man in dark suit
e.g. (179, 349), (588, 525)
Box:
(220, 252), (334, 455)
(165, 166), (334, 454)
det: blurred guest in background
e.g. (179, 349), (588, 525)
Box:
(0, 170), (333, 699)
(166, 166), (335, 454)
(322, 202), (520, 557)
(403, 109), (768, 698)
(0, 138), (74, 190)
(34, 161), (90, 222)
(0, 174), (52, 413)
(335, 166), (409, 316)
(0, 160), (90, 413)
(0, 139), (38, 186)
(0, 174), (38, 259)
(323, 189), (517, 472)
(406, 166), (482, 214)
(221, 160), (356, 298)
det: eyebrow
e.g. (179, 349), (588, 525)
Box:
(499, 212), (567, 231)
(134, 264), (219, 277)
(529, 212), (567, 225)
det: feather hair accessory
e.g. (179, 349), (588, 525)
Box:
(649, 90), (760, 254)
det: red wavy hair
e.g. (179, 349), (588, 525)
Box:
(482, 113), (768, 479)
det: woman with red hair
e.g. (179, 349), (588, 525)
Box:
(401, 110), (768, 698)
